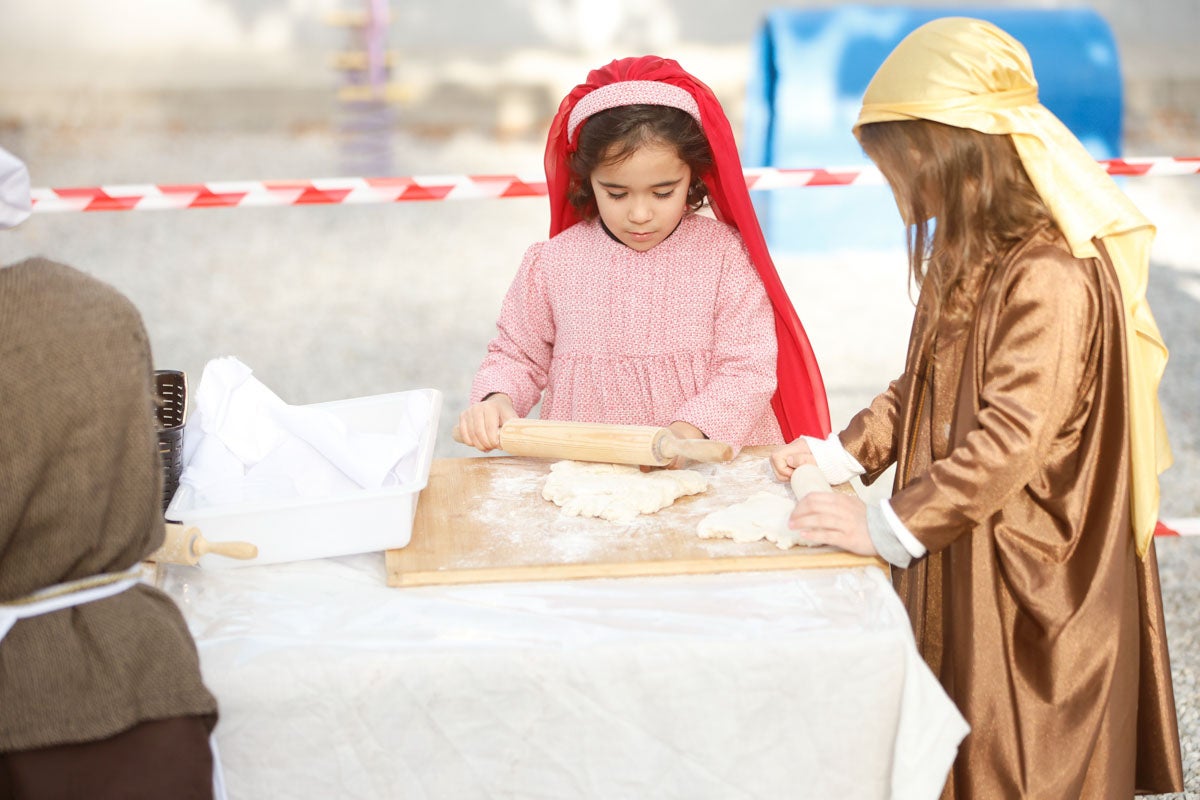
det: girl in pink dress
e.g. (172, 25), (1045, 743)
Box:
(458, 56), (829, 461)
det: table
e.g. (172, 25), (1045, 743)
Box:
(159, 555), (968, 799)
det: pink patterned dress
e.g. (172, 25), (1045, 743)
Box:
(470, 213), (783, 450)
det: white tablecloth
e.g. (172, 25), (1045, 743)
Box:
(160, 556), (968, 800)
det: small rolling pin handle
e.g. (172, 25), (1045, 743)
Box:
(194, 539), (259, 561)
(655, 433), (734, 464)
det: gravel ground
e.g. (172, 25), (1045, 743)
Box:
(2, 116), (1198, 796)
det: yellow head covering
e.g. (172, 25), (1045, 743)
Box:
(853, 17), (1170, 558)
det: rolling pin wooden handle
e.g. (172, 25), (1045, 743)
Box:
(655, 433), (734, 464)
(791, 464), (834, 499)
(194, 539), (259, 560)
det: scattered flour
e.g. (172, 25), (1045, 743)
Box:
(455, 452), (830, 569)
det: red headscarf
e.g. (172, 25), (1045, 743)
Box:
(544, 55), (831, 440)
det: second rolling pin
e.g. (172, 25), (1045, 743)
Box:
(149, 523), (259, 566)
(454, 419), (734, 467)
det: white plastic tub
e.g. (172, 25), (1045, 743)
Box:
(165, 388), (441, 567)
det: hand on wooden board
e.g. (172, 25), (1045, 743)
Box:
(457, 393), (516, 452)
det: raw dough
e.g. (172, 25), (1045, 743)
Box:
(698, 464), (835, 550)
(541, 460), (707, 524)
(697, 491), (819, 550)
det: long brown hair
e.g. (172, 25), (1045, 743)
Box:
(857, 119), (1056, 350)
(567, 104), (712, 219)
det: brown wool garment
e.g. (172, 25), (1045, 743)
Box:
(0, 258), (217, 751)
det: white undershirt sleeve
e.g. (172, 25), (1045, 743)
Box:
(880, 498), (927, 560)
(800, 433), (866, 486)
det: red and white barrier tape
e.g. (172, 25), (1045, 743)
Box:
(29, 157), (1200, 213)
(1157, 519), (1200, 538)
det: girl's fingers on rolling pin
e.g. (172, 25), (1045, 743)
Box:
(455, 411), (472, 447)
(457, 412), (479, 450)
(480, 394), (516, 451)
(484, 413), (504, 450)
(459, 405), (498, 451)
(482, 406), (505, 451)
(489, 402), (516, 450)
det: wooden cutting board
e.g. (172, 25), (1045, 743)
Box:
(384, 447), (887, 588)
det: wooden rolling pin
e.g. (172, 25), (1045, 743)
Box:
(453, 419), (734, 467)
(148, 523), (259, 565)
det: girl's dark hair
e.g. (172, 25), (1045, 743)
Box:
(857, 119), (1057, 357)
(567, 104), (712, 219)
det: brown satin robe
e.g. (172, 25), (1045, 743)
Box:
(839, 228), (1183, 798)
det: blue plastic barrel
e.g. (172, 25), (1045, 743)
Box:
(745, 6), (1123, 253)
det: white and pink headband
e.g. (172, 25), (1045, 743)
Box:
(566, 80), (703, 143)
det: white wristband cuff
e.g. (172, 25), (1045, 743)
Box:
(801, 433), (866, 486)
(880, 498), (927, 559)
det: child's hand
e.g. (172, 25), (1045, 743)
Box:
(769, 438), (816, 481)
(457, 394), (516, 452)
(648, 420), (708, 471)
(787, 492), (876, 556)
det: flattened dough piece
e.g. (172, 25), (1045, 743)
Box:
(542, 460), (707, 524)
(697, 464), (835, 549)
(697, 491), (819, 549)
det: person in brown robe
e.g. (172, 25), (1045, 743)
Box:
(769, 18), (1184, 800)
(0, 146), (219, 799)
